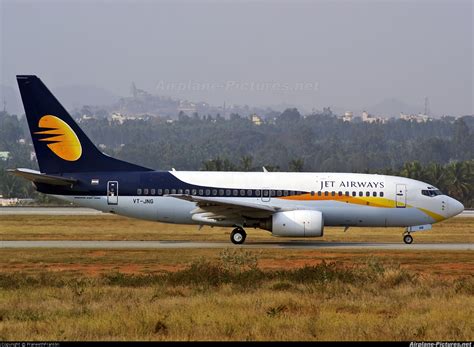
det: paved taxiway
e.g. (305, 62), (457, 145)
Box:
(0, 240), (472, 250)
(1, 207), (472, 250)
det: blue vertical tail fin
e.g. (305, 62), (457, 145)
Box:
(17, 75), (151, 174)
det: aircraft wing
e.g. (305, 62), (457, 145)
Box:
(8, 168), (77, 186)
(168, 194), (280, 222)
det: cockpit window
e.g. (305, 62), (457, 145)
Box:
(421, 189), (443, 197)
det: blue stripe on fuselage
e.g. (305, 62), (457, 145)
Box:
(34, 171), (305, 197)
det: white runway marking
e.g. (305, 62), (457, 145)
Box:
(0, 240), (472, 250)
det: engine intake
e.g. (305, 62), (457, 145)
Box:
(272, 210), (324, 237)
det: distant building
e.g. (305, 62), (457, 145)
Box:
(77, 114), (97, 123)
(341, 111), (353, 122)
(110, 112), (149, 125)
(400, 113), (432, 123)
(0, 196), (35, 206)
(361, 111), (387, 124)
(250, 114), (263, 125)
(177, 100), (197, 115)
(82, 115), (95, 121)
(0, 196), (19, 206)
(0, 151), (11, 161)
(111, 113), (127, 124)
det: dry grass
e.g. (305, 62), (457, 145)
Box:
(0, 214), (473, 243)
(0, 249), (473, 341)
(2, 284), (472, 341)
(0, 215), (472, 341)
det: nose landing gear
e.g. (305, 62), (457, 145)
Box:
(231, 227), (247, 244)
(402, 224), (432, 244)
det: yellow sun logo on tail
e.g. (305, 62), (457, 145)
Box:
(34, 115), (82, 161)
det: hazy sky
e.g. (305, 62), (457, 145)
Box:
(1, 0), (473, 115)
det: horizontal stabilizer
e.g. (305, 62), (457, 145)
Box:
(8, 168), (77, 186)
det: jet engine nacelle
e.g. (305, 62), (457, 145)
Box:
(272, 210), (324, 237)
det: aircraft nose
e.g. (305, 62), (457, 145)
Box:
(449, 198), (464, 217)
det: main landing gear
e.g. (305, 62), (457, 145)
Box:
(231, 227), (247, 245)
(403, 233), (413, 244)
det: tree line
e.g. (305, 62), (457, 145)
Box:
(0, 110), (472, 207)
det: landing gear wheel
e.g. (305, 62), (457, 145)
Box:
(231, 228), (247, 245)
(403, 234), (413, 244)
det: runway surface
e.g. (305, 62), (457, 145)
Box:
(0, 240), (472, 250)
(1, 207), (473, 217)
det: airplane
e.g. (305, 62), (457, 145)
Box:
(9, 75), (464, 245)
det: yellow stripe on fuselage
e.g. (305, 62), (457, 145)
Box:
(417, 207), (445, 222)
(280, 193), (395, 208)
(279, 194), (446, 223)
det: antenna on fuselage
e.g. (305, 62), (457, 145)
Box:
(262, 167), (268, 172)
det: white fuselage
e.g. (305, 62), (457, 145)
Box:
(54, 171), (464, 231)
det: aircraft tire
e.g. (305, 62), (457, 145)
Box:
(231, 228), (247, 244)
(403, 234), (413, 244)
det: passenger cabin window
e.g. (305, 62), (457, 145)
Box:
(164, 189), (170, 195)
(158, 189), (163, 195)
(345, 191), (350, 196)
(366, 191), (370, 197)
(137, 188), (142, 195)
(255, 190), (261, 197)
(352, 191), (356, 197)
(212, 189), (217, 196)
(199, 189), (203, 195)
(185, 189), (190, 195)
(372, 192), (377, 197)
(171, 189), (176, 194)
(144, 189), (149, 195)
(318, 191), (322, 196)
(247, 189), (253, 196)
(178, 189), (183, 194)
(324, 192), (329, 197)
(380, 192), (384, 197)
(192, 189), (197, 195)
(205, 189), (210, 195)
(359, 191), (363, 197)
(338, 191), (343, 196)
